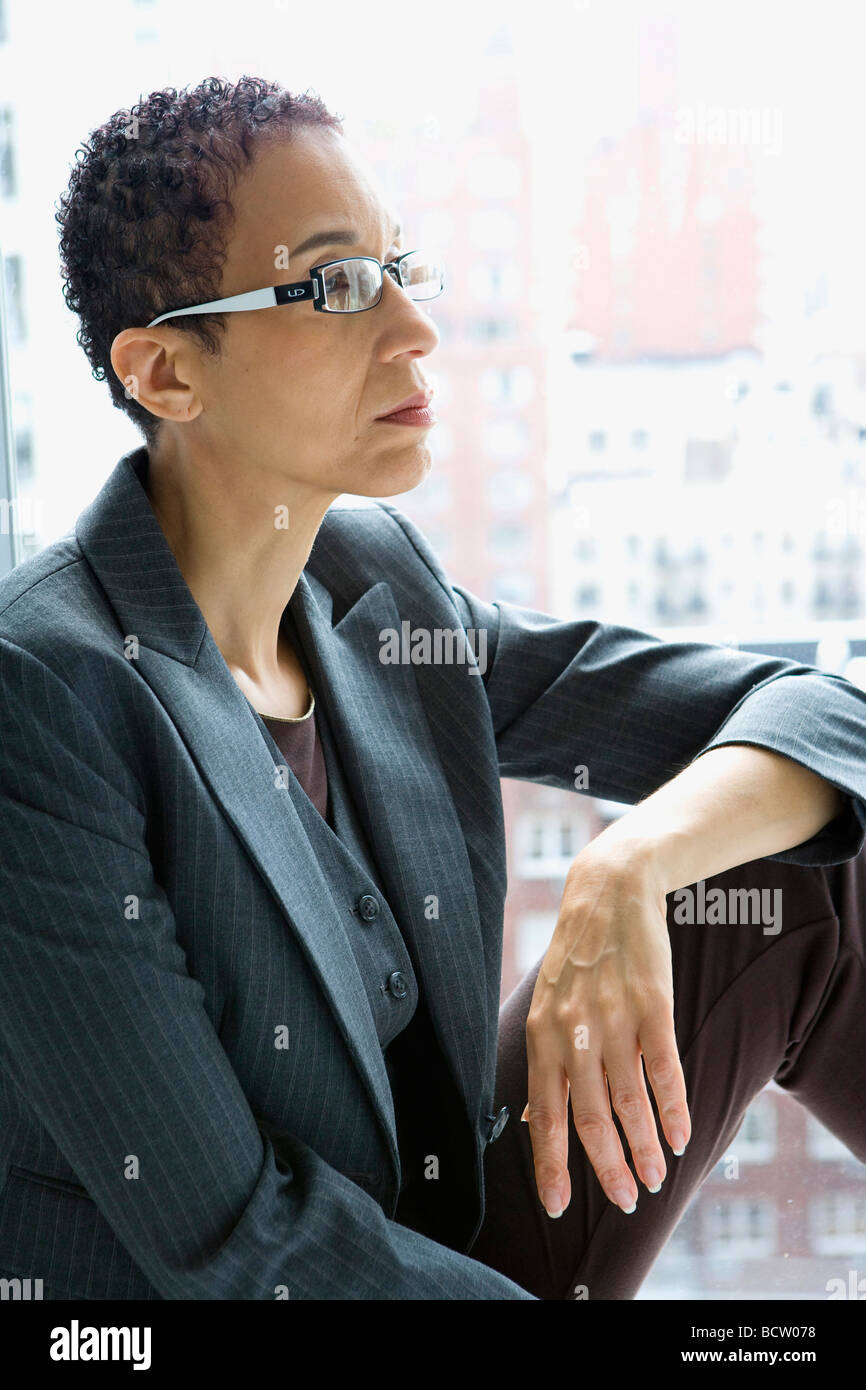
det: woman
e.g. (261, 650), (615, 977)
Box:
(0, 76), (864, 1300)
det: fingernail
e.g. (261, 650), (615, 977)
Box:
(613, 1188), (636, 1213)
(646, 1168), (664, 1192)
(520, 1104), (529, 1123)
(541, 1188), (563, 1218)
(671, 1131), (688, 1155)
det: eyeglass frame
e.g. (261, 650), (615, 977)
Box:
(146, 249), (444, 327)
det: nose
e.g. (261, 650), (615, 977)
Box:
(379, 272), (440, 353)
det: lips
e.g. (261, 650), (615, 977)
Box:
(376, 389), (434, 419)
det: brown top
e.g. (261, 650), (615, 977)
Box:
(260, 687), (330, 825)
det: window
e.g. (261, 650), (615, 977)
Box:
(485, 470), (533, 511)
(703, 1199), (776, 1259)
(575, 584), (600, 608)
(631, 428), (648, 450)
(809, 1194), (866, 1255)
(731, 1094), (776, 1163)
(490, 572), (534, 605)
(482, 418), (528, 461)
(588, 429), (606, 453)
(0, 107), (15, 197)
(469, 318), (518, 342)
(3, 254), (25, 343)
(814, 530), (832, 560)
(468, 261), (519, 302)
(686, 590), (707, 615)
(488, 523), (529, 556)
(575, 536), (597, 562)
(479, 365), (535, 406)
(517, 815), (585, 879)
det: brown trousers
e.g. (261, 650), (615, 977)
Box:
(468, 847), (866, 1299)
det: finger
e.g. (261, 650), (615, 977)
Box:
(567, 1054), (637, 1212)
(638, 1010), (691, 1157)
(523, 1055), (571, 1218)
(602, 1038), (667, 1194)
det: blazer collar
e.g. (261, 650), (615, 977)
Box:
(75, 448), (490, 1175)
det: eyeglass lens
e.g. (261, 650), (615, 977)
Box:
(320, 252), (443, 312)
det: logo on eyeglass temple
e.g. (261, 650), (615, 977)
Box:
(286, 288), (305, 298)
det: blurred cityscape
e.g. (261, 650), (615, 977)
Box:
(1, 0), (864, 1298)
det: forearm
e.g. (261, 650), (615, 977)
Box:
(582, 742), (845, 893)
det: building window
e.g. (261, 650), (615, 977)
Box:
(482, 418), (528, 461)
(731, 1094), (777, 1163)
(626, 534), (641, 557)
(575, 584), (600, 608)
(575, 536), (597, 562)
(631, 428), (648, 450)
(809, 1194), (866, 1255)
(479, 365), (535, 406)
(814, 530), (832, 561)
(491, 572), (534, 605)
(704, 1199), (776, 1259)
(686, 590), (707, 616)
(469, 261), (519, 302)
(588, 429), (606, 453)
(0, 107), (15, 197)
(3, 254), (25, 343)
(488, 522), (529, 557)
(485, 469), (533, 511)
(517, 815), (585, 880)
(469, 318), (518, 342)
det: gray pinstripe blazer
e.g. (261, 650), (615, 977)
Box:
(1, 445), (866, 1301)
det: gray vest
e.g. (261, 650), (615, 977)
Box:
(252, 607), (479, 1250)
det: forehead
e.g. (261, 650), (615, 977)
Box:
(230, 126), (397, 258)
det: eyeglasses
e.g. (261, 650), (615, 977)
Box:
(146, 249), (445, 327)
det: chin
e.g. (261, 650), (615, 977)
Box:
(355, 443), (434, 500)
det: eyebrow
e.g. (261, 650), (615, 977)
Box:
(291, 223), (401, 260)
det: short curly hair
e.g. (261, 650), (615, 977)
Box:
(56, 75), (345, 446)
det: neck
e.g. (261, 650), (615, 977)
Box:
(143, 434), (339, 684)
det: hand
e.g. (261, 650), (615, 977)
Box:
(521, 840), (691, 1218)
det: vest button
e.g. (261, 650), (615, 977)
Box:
(485, 1106), (510, 1145)
(357, 893), (380, 921)
(387, 971), (408, 999)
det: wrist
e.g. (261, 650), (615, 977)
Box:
(575, 819), (692, 897)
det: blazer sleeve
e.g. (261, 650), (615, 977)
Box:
(0, 638), (536, 1301)
(446, 582), (866, 868)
